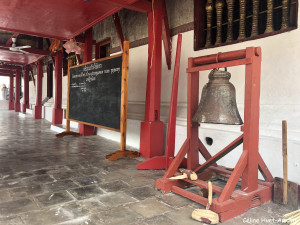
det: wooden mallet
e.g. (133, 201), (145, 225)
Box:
(192, 181), (219, 224)
(169, 169), (198, 181)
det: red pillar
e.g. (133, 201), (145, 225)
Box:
(14, 70), (21, 112)
(34, 62), (43, 119)
(140, 1), (164, 158)
(52, 52), (63, 124)
(22, 67), (29, 113)
(8, 73), (14, 110)
(79, 28), (95, 136)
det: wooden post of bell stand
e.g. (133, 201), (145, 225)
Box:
(106, 41), (140, 161)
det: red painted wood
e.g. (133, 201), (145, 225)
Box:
(79, 28), (95, 136)
(193, 49), (247, 65)
(0, 49), (45, 65)
(163, 139), (189, 178)
(137, 34), (182, 167)
(186, 58), (252, 73)
(185, 178), (224, 194)
(241, 47), (261, 192)
(172, 186), (208, 206)
(194, 135), (243, 173)
(22, 67), (29, 113)
(14, 70), (21, 112)
(8, 74), (14, 110)
(52, 52), (63, 125)
(0, 65), (22, 70)
(218, 150), (248, 202)
(187, 58), (199, 171)
(101, 0), (151, 13)
(258, 153), (274, 182)
(33, 62), (43, 119)
(156, 47), (271, 221)
(140, 0), (163, 158)
(136, 156), (169, 170)
(198, 138), (217, 166)
(164, 34), (182, 165)
(161, 0), (171, 70)
(0, 0), (144, 40)
(112, 13), (125, 51)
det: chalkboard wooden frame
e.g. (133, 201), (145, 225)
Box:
(67, 53), (123, 132)
(66, 41), (139, 160)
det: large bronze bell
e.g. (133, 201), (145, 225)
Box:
(192, 69), (243, 125)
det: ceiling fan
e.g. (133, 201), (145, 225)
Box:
(8, 37), (31, 54)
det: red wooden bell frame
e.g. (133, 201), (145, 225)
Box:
(156, 47), (274, 222)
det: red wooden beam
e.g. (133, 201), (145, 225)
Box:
(0, 64), (22, 70)
(100, 0), (151, 13)
(33, 62), (43, 119)
(161, 0), (171, 70)
(15, 69), (21, 112)
(29, 64), (35, 86)
(139, 0), (164, 158)
(75, 37), (96, 44)
(22, 66), (30, 112)
(5, 33), (19, 47)
(9, 74), (14, 110)
(112, 13), (125, 51)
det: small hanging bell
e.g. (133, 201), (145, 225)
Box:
(192, 68), (243, 125)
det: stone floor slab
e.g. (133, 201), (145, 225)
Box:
(44, 180), (79, 192)
(129, 198), (173, 218)
(0, 198), (39, 216)
(74, 176), (101, 186)
(35, 191), (74, 207)
(126, 185), (158, 200)
(99, 180), (129, 192)
(69, 185), (104, 200)
(99, 192), (138, 208)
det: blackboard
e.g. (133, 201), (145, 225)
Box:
(68, 54), (122, 130)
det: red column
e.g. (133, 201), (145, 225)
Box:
(34, 62), (43, 119)
(79, 28), (95, 136)
(14, 70), (21, 112)
(139, 0), (164, 158)
(22, 67), (29, 113)
(52, 52), (63, 124)
(8, 73), (14, 110)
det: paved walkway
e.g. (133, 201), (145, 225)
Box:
(0, 110), (292, 224)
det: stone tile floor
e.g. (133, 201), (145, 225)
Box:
(0, 110), (293, 224)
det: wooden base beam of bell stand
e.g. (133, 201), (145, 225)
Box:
(56, 57), (80, 138)
(106, 41), (140, 161)
(137, 34), (183, 169)
(156, 47), (273, 222)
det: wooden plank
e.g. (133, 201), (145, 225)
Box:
(161, 0), (171, 70)
(282, 120), (288, 205)
(218, 150), (248, 202)
(112, 13), (125, 52)
(194, 135), (243, 174)
(69, 118), (120, 132)
(186, 58), (252, 73)
(120, 41), (129, 151)
(70, 53), (122, 69)
(172, 186), (208, 206)
(184, 179), (223, 194)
